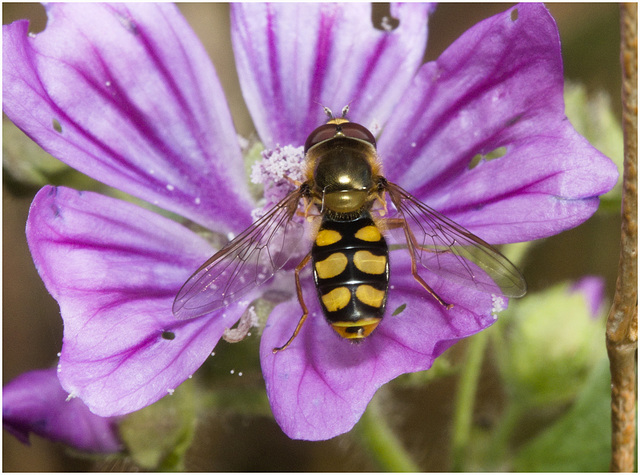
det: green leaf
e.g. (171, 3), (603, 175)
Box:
(512, 357), (611, 472)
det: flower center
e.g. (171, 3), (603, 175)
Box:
(250, 144), (306, 221)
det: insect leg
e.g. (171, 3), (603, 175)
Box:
(272, 252), (313, 353)
(386, 218), (453, 309)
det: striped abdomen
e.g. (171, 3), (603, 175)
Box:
(311, 212), (389, 340)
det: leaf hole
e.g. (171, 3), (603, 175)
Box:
(510, 8), (519, 21)
(117, 13), (139, 35)
(468, 146), (507, 170)
(371, 4), (399, 31)
(391, 303), (407, 316)
(52, 118), (62, 133)
(161, 331), (176, 340)
(506, 113), (524, 128)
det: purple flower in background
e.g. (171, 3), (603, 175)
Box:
(570, 276), (607, 318)
(3, 369), (121, 452)
(2, 2), (617, 442)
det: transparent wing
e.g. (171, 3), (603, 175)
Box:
(173, 189), (306, 320)
(384, 181), (526, 298)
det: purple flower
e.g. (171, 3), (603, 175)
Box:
(2, 3), (617, 441)
(3, 368), (121, 452)
(570, 276), (607, 319)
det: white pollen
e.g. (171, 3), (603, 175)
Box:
(105, 81), (111, 87)
(230, 369), (235, 375)
(411, 142), (417, 148)
(166, 184), (175, 191)
(380, 16), (393, 31)
(195, 197), (201, 205)
(57, 352), (61, 357)
(491, 294), (507, 315)
(167, 388), (175, 395)
(211, 351), (216, 356)
(237, 134), (249, 149)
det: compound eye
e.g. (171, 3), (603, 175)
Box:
(304, 124), (338, 153)
(340, 122), (376, 148)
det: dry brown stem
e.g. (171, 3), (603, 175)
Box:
(607, 4), (638, 472)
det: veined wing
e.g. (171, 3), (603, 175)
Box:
(384, 181), (526, 298)
(173, 189), (306, 320)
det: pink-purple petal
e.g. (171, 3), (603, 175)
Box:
(378, 3), (617, 243)
(3, 368), (121, 453)
(570, 276), (606, 319)
(26, 186), (247, 416)
(231, 3), (433, 147)
(3, 4), (253, 233)
(260, 251), (495, 440)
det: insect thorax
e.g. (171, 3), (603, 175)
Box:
(306, 137), (380, 216)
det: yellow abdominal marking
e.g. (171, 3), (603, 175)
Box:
(354, 225), (382, 242)
(315, 252), (348, 279)
(321, 287), (351, 312)
(331, 317), (381, 339)
(315, 229), (342, 246)
(353, 250), (387, 275)
(355, 285), (386, 308)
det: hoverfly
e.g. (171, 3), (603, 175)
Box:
(173, 106), (527, 352)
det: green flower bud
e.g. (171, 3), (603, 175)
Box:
(496, 277), (607, 407)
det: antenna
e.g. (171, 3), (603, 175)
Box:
(317, 103), (351, 121)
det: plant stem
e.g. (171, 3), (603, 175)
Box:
(355, 395), (420, 472)
(607, 3), (638, 472)
(451, 330), (489, 471)
(483, 400), (524, 471)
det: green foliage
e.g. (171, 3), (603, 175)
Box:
(513, 357), (612, 471)
(3, 118), (67, 190)
(3, 118), (105, 194)
(495, 281), (606, 407)
(119, 379), (197, 471)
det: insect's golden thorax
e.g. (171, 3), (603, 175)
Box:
(305, 136), (381, 216)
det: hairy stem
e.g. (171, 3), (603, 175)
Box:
(607, 4), (637, 472)
(355, 395), (420, 472)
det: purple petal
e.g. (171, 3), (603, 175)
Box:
(3, 368), (121, 452)
(231, 3), (433, 147)
(3, 4), (253, 232)
(260, 251), (496, 440)
(27, 186), (247, 416)
(378, 3), (618, 243)
(570, 276), (606, 319)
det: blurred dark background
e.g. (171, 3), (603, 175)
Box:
(3, 3), (621, 471)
